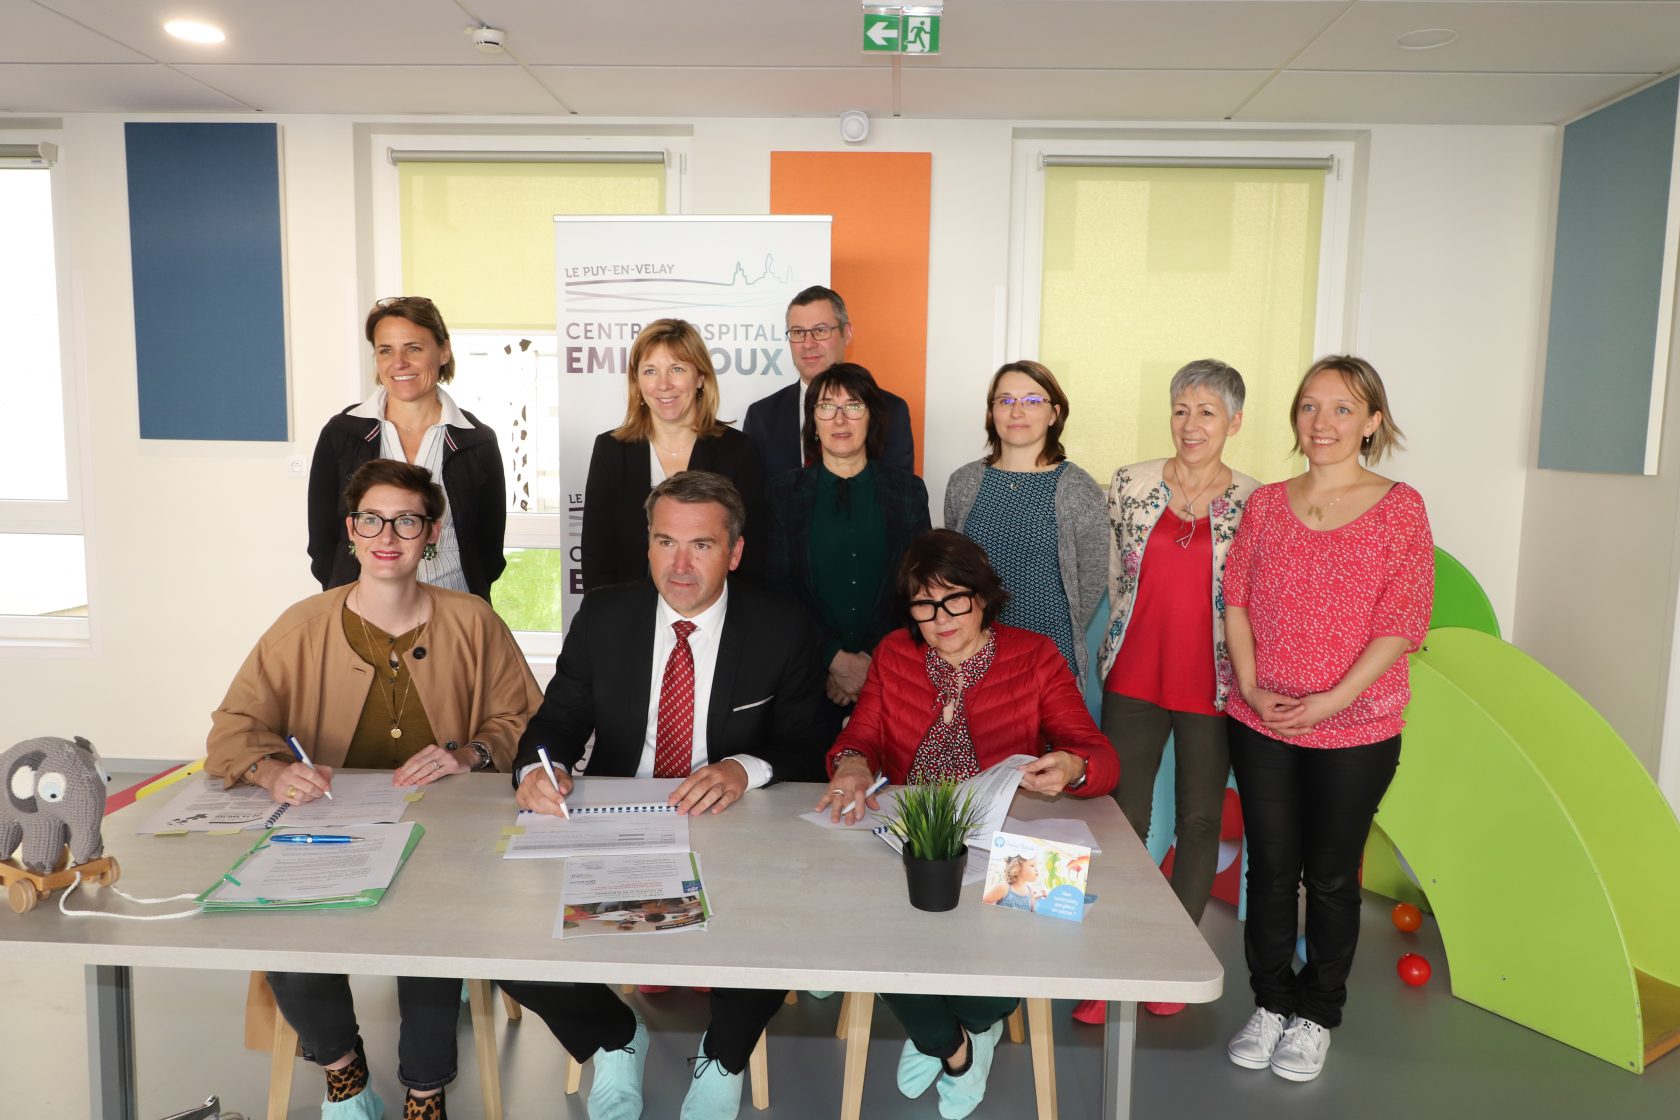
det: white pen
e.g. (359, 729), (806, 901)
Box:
(850, 774), (889, 819)
(285, 735), (333, 801)
(536, 746), (570, 820)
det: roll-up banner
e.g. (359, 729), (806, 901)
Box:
(554, 215), (831, 630)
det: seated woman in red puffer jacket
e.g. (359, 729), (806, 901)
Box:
(814, 528), (1118, 1120)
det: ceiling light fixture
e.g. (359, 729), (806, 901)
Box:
(164, 20), (226, 44)
(1396, 28), (1457, 51)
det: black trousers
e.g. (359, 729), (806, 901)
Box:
(1103, 692), (1231, 924)
(1227, 720), (1401, 1030)
(266, 972), (460, 1092)
(498, 981), (788, 1075)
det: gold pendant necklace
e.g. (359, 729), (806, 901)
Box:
(353, 592), (428, 740)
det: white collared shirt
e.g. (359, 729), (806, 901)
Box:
(348, 386), (471, 593)
(640, 584), (772, 787)
(795, 379), (808, 460)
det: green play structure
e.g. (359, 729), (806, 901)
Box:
(1364, 548), (1680, 1072)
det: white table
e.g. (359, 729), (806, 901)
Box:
(1, 773), (1222, 1119)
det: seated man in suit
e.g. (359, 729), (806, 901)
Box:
(500, 469), (830, 1120)
(743, 284), (915, 479)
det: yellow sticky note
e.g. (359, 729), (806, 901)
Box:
(502, 825), (526, 836)
(494, 840), (509, 853)
(207, 828), (244, 836)
(404, 793), (424, 803)
(153, 830), (188, 838)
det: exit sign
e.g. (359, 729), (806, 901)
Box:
(863, 6), (941, 55)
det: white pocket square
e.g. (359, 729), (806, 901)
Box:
(732, 695), (773, 712)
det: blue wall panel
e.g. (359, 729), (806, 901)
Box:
(126, 122), (287, 441)
(1538, 77), (1678, 474)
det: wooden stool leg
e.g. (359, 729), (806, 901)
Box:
(836, 990), (854, 1040)
(749, 1032), (770, 1110)
(839, 992), (875, 1120)
(1008, 1003), (1026, 1044)
(267, 1006), (299, 1120)
(783, 989), (799, 1005)
(467, 979), (504, 1120)
(500, 988), (523, 1022)
(566, 1054), (584, 1095)
(621, 984), (635, 994)
(1025, 997), (1058, 1120)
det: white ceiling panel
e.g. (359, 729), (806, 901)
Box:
(35, 0), (499, 65)
(475, 0), (1347, 70)
(175, 65), (566, 115)
(0, 62), (244, 112)
(1293, 1), (1680, 74)
(1239, 70), (1652, 125)
(0, 0), (148, 63)
(900, 67), (1269, 120)
(534, 66), (897, 117)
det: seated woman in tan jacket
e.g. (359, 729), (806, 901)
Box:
(206, 458), (540, 1120)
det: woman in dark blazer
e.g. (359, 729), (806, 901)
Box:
(580, 318), (764, 591)
(765, 363), (931, 738)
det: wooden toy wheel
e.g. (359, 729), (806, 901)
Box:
(97, 858), (121, 888)
(8, 879), (39, 914)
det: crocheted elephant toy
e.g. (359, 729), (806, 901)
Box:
(1, 736), (111, 873)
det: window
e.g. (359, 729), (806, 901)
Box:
(0, 152), (86, 644)
(372, 138), (673, 652)
(1012, 139), (1353, 484)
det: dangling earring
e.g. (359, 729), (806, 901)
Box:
(346, 541), (357, 557)
(423, 542), (438, 561)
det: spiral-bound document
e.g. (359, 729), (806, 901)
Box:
(503, 777), (690, 859)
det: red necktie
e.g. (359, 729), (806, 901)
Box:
(653, 620), (699, 778)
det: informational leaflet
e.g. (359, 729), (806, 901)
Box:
(504, 777), (688, 858)
(137, 773), (418, 835)
(197, 822), (422, 911)
(981, 830), (1093, 923)
(553, 851), (710, 939)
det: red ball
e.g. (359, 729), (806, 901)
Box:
(1397, 953), (1432, 987)
(1392, 902), (1423, 932)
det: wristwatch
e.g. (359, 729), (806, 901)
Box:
(1066, 759), (1089, 791)
(447, 740), (494, 772)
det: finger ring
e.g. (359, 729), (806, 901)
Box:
(286, 786), (299, 799)
(829, 789), (847, 797)
(432, 759), (441, 771)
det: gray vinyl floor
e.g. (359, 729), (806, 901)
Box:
(7, 889), (1677, 1120)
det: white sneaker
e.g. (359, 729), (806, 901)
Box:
(1226, 1008), (1288, 1070)
(1269, 1016), (1331, 1082)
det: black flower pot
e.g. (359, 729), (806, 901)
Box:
(903, 845), (968, 912)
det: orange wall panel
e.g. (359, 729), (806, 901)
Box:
(770, 151), (930, 473)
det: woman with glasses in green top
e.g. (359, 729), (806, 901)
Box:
(765, 363), (931, 740)
(207, 459), (541, 1120)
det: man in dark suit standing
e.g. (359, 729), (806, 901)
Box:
(743, 285), (915, 479)
(501, 470), (829, 1120)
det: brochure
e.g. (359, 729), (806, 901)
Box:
(980, 830), (1092, 923)
(553, 851), (711, 939)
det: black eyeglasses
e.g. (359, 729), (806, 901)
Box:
(908, 591), (975, 622)
(787, 323), (840, 343)
(350, 512), (432, 539)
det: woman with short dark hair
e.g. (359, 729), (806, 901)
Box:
(210, 459), (541, 1119)
(815, 529), (1118, 1119)
(765, 363), (931, 736)
(308, 296), (508, 601)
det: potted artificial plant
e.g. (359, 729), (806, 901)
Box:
(882, 780), (986, 912)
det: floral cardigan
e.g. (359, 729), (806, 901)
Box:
(1095, 457), (1261, 711)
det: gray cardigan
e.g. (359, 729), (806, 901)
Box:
(943, 458), (1110, 682)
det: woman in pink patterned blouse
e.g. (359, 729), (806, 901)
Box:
(1220, 356), (1434, 1084)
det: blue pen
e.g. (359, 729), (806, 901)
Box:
(270, 834), (362, 845)
(286, 735), (334, 801)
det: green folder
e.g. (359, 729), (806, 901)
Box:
(196, 823), (425, 912)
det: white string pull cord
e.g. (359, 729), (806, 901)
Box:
(57, 871), (202, 921)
